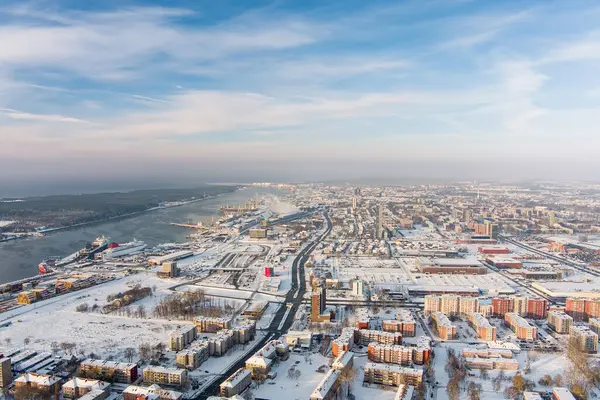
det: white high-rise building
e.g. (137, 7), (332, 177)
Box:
(352, 280), (363, 297)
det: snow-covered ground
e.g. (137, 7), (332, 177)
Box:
(0, 273), (182, 359)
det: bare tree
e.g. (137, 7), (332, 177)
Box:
(124, 347), (136, 363)
(24, 337), (30, 348)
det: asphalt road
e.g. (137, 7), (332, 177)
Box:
(197, 210), (332, 398)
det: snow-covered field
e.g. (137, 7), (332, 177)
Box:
(0, 273), (184, 359)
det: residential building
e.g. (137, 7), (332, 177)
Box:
(332, 328), (355, 357)
(176, 343), (209, 370)
(527, 298), (548, 319)
(62, 378), (110, 399)
(569, 326), (598, 353)
(14, 373), (61, 396)
(143, 367), (188, 386)
(548, 311), (573, 334)
(589, 318), (600, 335)
(566, 298), (587, 322)
(168, 325), (197, 351)
(220, 368), (251, 398)
(194, 317), (232, 333)
(459, 297), (480, 316)
(368, 344), (430, 366)
(396, 310), (416, 337)
(430, 312), (456, 340)
(363, 363), (423, 386)
(355, 330), (403, 346)
(310, 352), (354, 400)
(310, 369), (343, 400)
(123, 384), (183, 400)
(492, 297), (513, 317)
(79, 359), (139, 384)
(352, 280), (363, 297)
(207, 330), (234, 356)
(504, 313), (537, 340)
(466, 313), (496, 341)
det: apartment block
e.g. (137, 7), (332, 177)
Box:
(569, 326), (598, 353)
(459, 297), (480, 316)
(332, 328), (355, 357)
(397, 310), (416, 337)
(122, 384), (183, 400)
(143, 366), (188, 386)
(431, 312), (456, 340)
(176, 343), (209, 370)
(168, 325), (197, 351)
(504, 313), (537, 341)
(355, 330), (403, 346)
(367, 343), (430, 366)
(466, 313), (497, 341)
(193, 317), (232, 333)
(589, 318), (600, 335)
(548, 311), (573, 334)
(220, 368), (252, 398)
(14, 373), (61, 396)
(62, 378), (110, 399)
(526, 298), (548, 319)
(492, 297), (513, 317)
(382, 310), (416, 337)
(310, 352), (354, 400)
(363, 363), (423, 386)
(79, 359), (139, 384)
(566, 298), (587, 322)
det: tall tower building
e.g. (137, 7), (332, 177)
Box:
(0, 358), (11, 388)
(376, 204), (383, 239)
(352, 196), (357, 211)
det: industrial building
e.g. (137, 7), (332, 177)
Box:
(416, 258), (487, 275)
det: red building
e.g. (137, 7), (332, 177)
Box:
(478, 246), (510, 254)
(264, 267), (274, 277)
(492, 298), (513, 317)
(526, 299), (548, 319)
(566, 298), (587, 322)
(585, 300), (600, 320)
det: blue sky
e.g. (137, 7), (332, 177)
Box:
(1, 0), (600, 184)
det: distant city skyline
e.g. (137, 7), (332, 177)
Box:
(1, 0), (600, 184)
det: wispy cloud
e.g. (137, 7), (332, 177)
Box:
(0, 107), (89, 123)
(1, 0), (600, 181)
